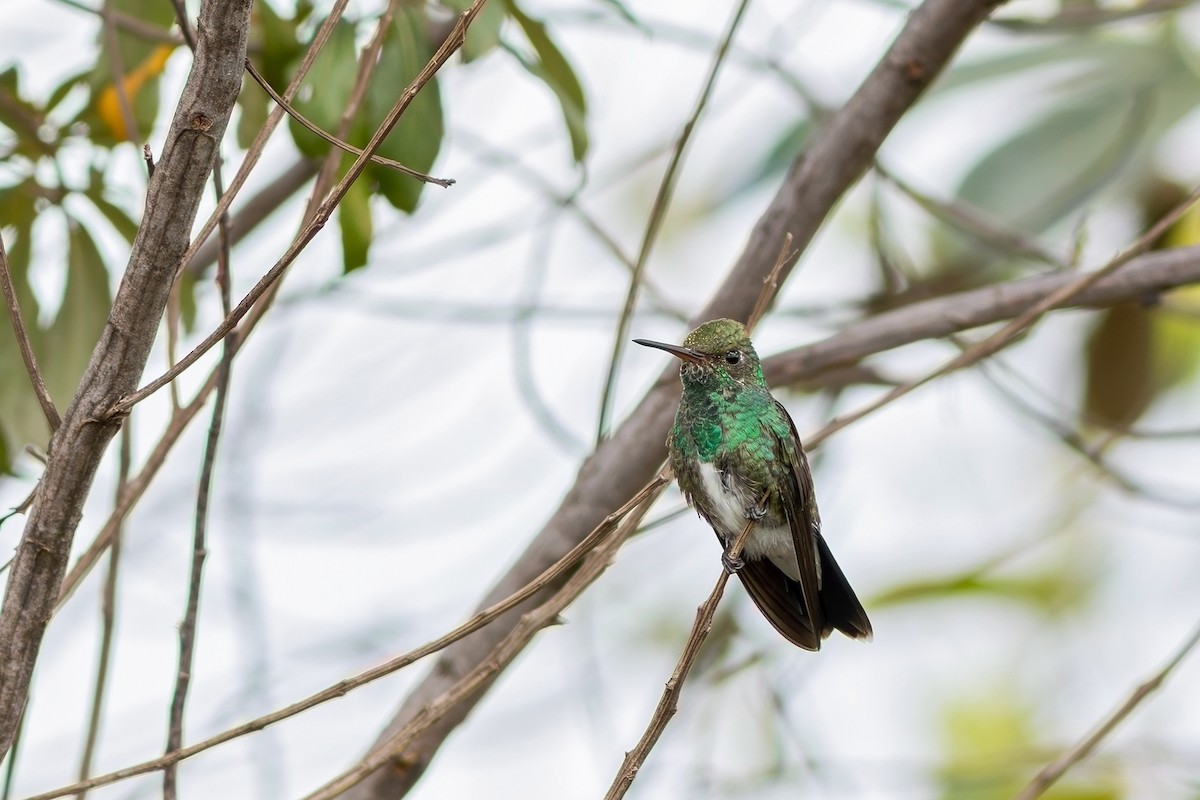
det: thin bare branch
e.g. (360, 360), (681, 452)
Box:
(163, 153), (236, 800)
(0, 0), (254, 758)
(0, 234), (60, 430)
(300, 479), (667, 800)
(175, 0), (350, 281)
(806, 182), (1200, 448)
(747, 233), (794, 332)
(1016, 618), (1200, 800)
(74, 426), (130, 800)
(595, 0), (750, 444)
(243, 60), (455, 188)
(18, 477), (667, 800)
(337, 3), (1005, 794)
(111, 0), (491, 419)
(604, 512), (760, 799)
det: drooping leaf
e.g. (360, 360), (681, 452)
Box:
(83, 0), (177, 144)
(938, 688), (1121, 800)
(338, 171), (373, 273)
(0, 67), (53, 159)
(369, 8), (445, 214)
(1082, 302), (1155, 431)
(42, 219), (112, 405)
(443, 0), (506, 62)
(288, 20), (359, 159)
(505, 1), (589, 162)
(0, 214), (48, 470)
(84, 168), (139, 243)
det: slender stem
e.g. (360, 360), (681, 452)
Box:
(74, 425), (130, 799)
(163, 154), (236, 800)
(0, 234), (60, 430)
(111, 0), (491, 419)
(604, 512), (760, 799)
(1016, 618), (1200, 800)
(21, 476), (667, 800)
(595, 0), (751, 444)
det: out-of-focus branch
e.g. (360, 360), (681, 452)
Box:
(764, 245), (1200, 389)
(1016, 618), (1200, 800)
(185, 157), (319, 278)
(335, 1), (1006, 797)
(0, 235), (60, 430)
(0, 0), (253, 760)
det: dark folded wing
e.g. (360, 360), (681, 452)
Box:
(764, 403), (825, 642)
(736, 555), (821, 650)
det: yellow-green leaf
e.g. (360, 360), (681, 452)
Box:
(370, 9), (444, 214)
(505, 1), (588, 163)
(338, 173), (372, 273)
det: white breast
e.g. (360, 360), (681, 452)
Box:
(696, 462), (800, 580)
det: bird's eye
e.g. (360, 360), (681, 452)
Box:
(724, 351), (741, 365)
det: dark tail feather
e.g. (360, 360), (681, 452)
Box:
(817, 534), (872, 641)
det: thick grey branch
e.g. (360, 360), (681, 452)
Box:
(765, 246), (1200, 387)
(0, 0), (252, 758)
(337, 0), (1005, 797)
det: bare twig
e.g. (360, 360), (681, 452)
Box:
(19, 476), (667, 800)
(806, 182), (1200, 448)
(991, 0), (1194, 32)
(174, 0), (350, 283)
(747, 233), (794, 332)
(0, 0), (254, 758)
(0, 234), (60, 430)
(595, 0), (751, 444)
(111, 0), (491, 418)
(604, 513), (759, 800)
(74, 426), (130, 799)
(1016, 618), (1200, 800)
(243, 60), (455, 187)
(300, 477), (667, 800)
(163, 154), (236, 800)
(874, 161), (1067, 269)
(184, 157), (320, 278)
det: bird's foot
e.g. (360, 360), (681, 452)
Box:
(721, 551), (745, 574)
(746, 504), (766, 522)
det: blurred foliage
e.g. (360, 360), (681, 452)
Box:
(0, 0), (589, 472)
(938, 686), (1119, 800)
(1082, 182), (1200, 430)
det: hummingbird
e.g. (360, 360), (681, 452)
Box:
(634, 318), (872, 650)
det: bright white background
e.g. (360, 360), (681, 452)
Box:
(3, 0), (1200, 798)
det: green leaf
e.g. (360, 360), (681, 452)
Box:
(42, 219), (112, 405)
(288, 20), (359, 159)
(444, 0), (506, 62)
(82, 0), (177, 144)
(338, 171), (373, 273)
(370, 9), (445, 213)
(177, 267), (198, 334)
(1083, 302), (1154, 430)
(956, 94), (1140, 237)
(0, 214), (47, 470)
(236, 75), (271, 151)
(0, 67), (53, 159)
(505, 1), (589, 162)
(84, 168), (139, 243)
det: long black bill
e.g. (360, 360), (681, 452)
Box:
(632, 338), (705, 365)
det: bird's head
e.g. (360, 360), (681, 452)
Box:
(634, 318), (766, 389)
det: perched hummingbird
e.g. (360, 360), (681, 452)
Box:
(635, 318), (872, 650)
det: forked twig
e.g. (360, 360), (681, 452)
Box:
(1016, 618), (1200, 800)
(19, 476), (668, 800)
(603, 513), (759, 800)
(0, 235), (60, 430)
(243, 60), (455, 187)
